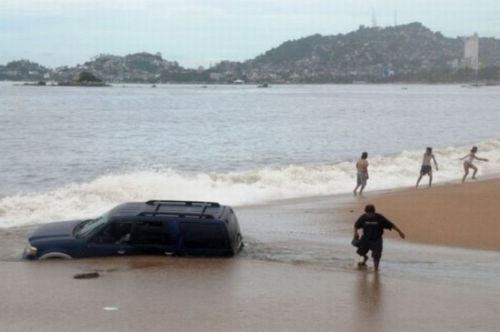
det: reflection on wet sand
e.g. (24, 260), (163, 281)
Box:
(354, 271), (383, 331)
(357, 272), (382, 315)
(3, 256), (498, 332)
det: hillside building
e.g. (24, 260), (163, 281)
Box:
(463, 33), (479, 71)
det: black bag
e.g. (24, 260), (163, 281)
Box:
(351, 234), (360, 247)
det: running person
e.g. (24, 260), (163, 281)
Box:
(354, 204), (405, 271)
(460, 146), (488, 183)
(353, 152), (369, 196)
(416, 147), (438, 188)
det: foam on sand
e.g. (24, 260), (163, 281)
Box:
(1, 140), (499, 227)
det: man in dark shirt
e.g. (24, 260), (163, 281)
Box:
(354, 204), (405, 271)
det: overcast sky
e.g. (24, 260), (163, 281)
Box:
(1, 0), (499, 68)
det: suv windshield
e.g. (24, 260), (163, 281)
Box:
(74, 213), (109, 238)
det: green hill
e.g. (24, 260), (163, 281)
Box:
(2, 22), (500, 83)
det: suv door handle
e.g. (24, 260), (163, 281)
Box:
(117, 250), (126, 254)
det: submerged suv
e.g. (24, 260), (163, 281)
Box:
(25, 200), (243, 259)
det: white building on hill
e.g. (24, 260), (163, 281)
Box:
(463, 33), (479, 71)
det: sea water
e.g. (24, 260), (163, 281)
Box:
(1, 82), (500, 226)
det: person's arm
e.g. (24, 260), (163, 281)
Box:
(473, 155), (489, 162)
(459, 154), (469, 160)
(392, 224), (405, 239)
(354, 216), (363, 237)
(381, 215), (405, 239)
(432, 155), (438, 170)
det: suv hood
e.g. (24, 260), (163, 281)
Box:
(29, 220), (83, 241)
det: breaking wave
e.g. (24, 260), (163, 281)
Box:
(1, 139), (499, 227)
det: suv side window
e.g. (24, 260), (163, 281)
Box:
(131, 221), (171, 246)
(180, 223), (227, 249)
(94, 222), (132, 244)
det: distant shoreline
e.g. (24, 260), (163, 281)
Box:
(7, 81), (499, 86)
(3, 23), (500, 85)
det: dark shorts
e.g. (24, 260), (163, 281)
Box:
(356, 238), (383, 259)
(357, 173), (368, 186)
(420, 165), (432, 175)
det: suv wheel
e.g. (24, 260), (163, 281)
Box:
(39, 252), (72, 260)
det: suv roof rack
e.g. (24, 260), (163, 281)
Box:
(145, 200), (220, 207)
(138, 212), (215, 219)
(139, 200), (223, 219)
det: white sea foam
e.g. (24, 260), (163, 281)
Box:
(1, 140), (499, 227)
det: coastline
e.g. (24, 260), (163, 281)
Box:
(349, 177), (500, 251)
(1, 180), (500, 331)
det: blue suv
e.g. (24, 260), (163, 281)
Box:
(25, 200), (243, 259)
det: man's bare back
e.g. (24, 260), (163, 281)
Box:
(356, 159), (368, 174)
(353, 152), (369, 196)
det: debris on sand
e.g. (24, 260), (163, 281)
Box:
(73, 271), (100, 279)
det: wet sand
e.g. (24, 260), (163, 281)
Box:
(0, 257), (498, 332)
(1, 181), (500, 331)
(353, 178), (500, 250)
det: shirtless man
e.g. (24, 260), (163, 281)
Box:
(353, 152), (369, 196)
(416, 147), (438, 188)
(461, 146), (488, 183)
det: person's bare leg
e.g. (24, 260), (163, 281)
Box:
(462, 165), (469, 183)
(416, 174), (423, 187)
(358, 255), (368, 267)
(359, 184), (366, 196)
(471, 165), (478, 179)
(353, 185), (359, 196)
(428, 173), (433, 187)
(374, 258), (380, 271)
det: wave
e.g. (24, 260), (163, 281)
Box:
(1, 139), (499, 227)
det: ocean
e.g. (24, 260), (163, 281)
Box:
(1, 82), (499, 227)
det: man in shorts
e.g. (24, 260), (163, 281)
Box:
(416, 147), (438, 188)
(353, 152), (369, 196)
(353, 204), (405, 271)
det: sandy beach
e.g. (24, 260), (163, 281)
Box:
(352, 178), (500, 251)
(1, 179), (499, 331)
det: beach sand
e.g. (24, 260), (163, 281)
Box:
(353, 178), (500, 251)
(0, 257), (498, 332)
(1, 180), (499, 331)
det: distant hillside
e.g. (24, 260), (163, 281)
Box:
(238, 22), (500, 83)
(2, 23), (500, 83)
(53, 52), (184, 82)
(0, 60), (51, 81)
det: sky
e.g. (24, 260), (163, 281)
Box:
(1, 0), (499, 69)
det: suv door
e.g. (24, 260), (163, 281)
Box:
(85, 221), (134, 257)
(130, 221), (173, 255)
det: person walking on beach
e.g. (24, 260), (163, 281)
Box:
(353, 152), (369, 196)
(353, 204), (405, 271)
(460, 146), (488, 183)
(416, 147), (438, 188)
